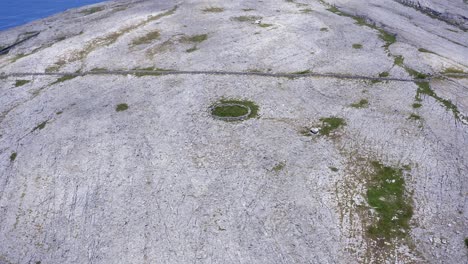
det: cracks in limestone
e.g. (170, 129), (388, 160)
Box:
(46, 5), (178, 72)
(319, 1), (468, 125)
(393, 0), (468, 31)
(0, 76), (67, 128)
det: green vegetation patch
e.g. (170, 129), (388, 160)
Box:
(291, 69), (311, 75)
(181, 34), (208, 43)
(394, 55), (404, 67)
(80, 6), (105, 15)
(203, 7), (224, 13)
(186, 46), (198, 53)
(259, 23), (273, 28)
(378, 30), (396, 49)
(326, 6), (396, 50)
(412, 103), (422, 109)
(465, 238), (468, 248)
(366, 161), (413, 241)
(90, 67), (108, 72)
(350, 99), (369, 108)
(300, 8), (313, 14)
(51, 75), (77, 85)
(415, 82), (462, 121)
(11, 53), (28, 63)
(133, 67), (172, 77)
(211, 99), (259, 121)
(116, 103), (129, 112)
(408, 113), (421, 120)
(232, 16), (262, 22)
(131, 30), (160, 46)
(329, 166), (339, 172)
(32, 121), (47, 132)
(443, 67), (465, 74)
(212, 105), (249, 117)
(272, 162), (286, 173)
(418, 48), (435, 54)
(15, 80), (30, 87)
(406, 68), (427, 79)
(10, 152), (17, 162)
(352, 43), (362, 49)
(319, 117), (346, 136)
(379, 72), (389, 78)
(45, 65), (61, 73)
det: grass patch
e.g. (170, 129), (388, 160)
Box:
(372, 73), (385, 84)
(406, 68), (427, 79)
(203, 7), (224, 13)
(259, 23), (273, 28)
(414, 81), (462, 121)
(186, 46), (198, 53)
(15, 80), (30, 87)
(80, 6), (105, 15)
(379, 72), (389, 78)
(378, 30), (396, 49)
(116, 103), (129, 112)
(11, 53), (28, 63)
(418, 48), (434, 54)
(211, 99), (259, 120)
(32, 121), (47, 132)
(133, 67), (172, 77)
(51, 75), (77, 85)
(350, 99), (369, 108)
(10, 152), (17, 162)
(181, 34), (208, 43)
(319, 117), (346, 136)
(212, 105), (249, 117)
(465, 238), (468, 248)
(414, 82), (432, 102)
(408, 113), (421, 120)
(291, 69), (310, 75)
(394, 55), (404, 67)
(45, 59), (66, 72)
(366, 161), (413, 241)
(412, 103), (422, 108)
(300, 8), (313, 13)
(329, 166), (339, 172)
(131, 30), (160, 46)
(45, 65), (60, 73)
(326, 6), (395, 50)
(272, 162), (286, 173)
(242, 8), (255, 12)
(320, 27), (329, 31)
(443, 67), (465, 74)
(232, 16), (262, 22)
(352, 43), (362, 49)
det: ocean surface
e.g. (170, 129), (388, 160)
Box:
(0, 0), (106, 31)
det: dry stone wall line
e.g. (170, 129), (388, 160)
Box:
(0, 70), (448, 83)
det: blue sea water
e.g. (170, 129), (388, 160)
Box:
(0, 0), (106, 31)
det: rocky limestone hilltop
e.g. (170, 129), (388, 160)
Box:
(0, 0), (467, 263)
